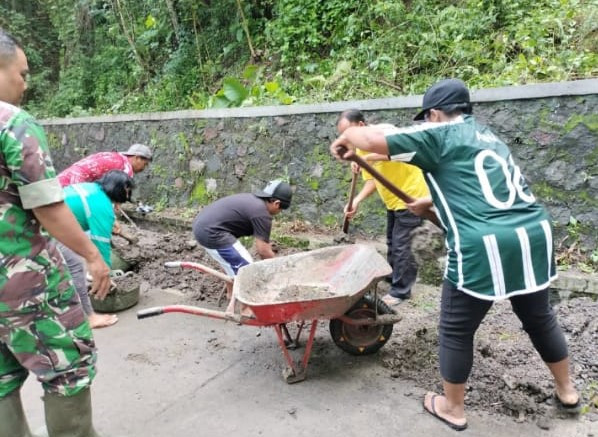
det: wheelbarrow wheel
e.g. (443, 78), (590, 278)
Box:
(329, 294), (395, 355)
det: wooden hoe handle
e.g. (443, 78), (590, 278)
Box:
(342, 171), (358, 233)
(337, 146), (442, 229)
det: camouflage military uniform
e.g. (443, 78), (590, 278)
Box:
(0, 101), (97, 398)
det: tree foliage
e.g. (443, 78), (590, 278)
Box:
(0, 0), (595, 117)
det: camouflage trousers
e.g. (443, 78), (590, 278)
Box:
(0, 243), (97, 398)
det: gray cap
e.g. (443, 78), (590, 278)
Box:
(123, 143), (152, 160)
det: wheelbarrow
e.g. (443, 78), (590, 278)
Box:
(137, 244), (400, 383)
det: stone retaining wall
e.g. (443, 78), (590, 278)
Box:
(42, 79), (598, 248)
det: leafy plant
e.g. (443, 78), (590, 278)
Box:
(555, 216), (597, 273)
(190, 64), (294, 109)
(0, 0), (594, 117)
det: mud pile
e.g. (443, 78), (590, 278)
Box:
(380, 287), (598, 424)
(112, 226), (225, 303)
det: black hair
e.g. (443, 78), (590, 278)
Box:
(96, 170), (135, 203)
(338, 108), (366, 125)
(267, 198), (290, 210)
(426, 102), (473, 119)
(0, 28), (22, 64)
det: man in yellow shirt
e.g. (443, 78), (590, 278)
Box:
(337, 109), (430, 304)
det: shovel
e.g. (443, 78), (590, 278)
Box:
(120, 208), (139, 229)
(336, 146), (442, 229)
(342, 171), (358, 233)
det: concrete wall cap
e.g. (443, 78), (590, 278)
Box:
(40, 79), (598, 126)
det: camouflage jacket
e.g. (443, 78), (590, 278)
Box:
(0, 101), (64, 265)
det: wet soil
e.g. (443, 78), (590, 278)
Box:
(112, 227), (224, 303)
(112, 223), (598, 427)
(379, 288), (598, 424)
(112, 273), (140, 293)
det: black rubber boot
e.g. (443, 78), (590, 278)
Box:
(0, 389), (34, 437)
(43, 388), (101, 437)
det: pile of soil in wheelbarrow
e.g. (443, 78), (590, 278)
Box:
(112, 224), (598, 428)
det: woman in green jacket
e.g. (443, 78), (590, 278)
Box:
(59, 170), (134, 328)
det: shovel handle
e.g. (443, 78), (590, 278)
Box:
(119, 208), (139, 229)
(342, 172), (358, 233)
(337, 146), (442, 229)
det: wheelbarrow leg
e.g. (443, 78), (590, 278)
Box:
(294, 321), (305, 345)
(279, 322), (305, 350)
(301, 321), (318, 371)
(216, 283), (227, 307)
(273, 320), (318, 384)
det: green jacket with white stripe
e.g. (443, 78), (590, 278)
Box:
(63, 182), (114, 267)
(384, 115), (556, 300)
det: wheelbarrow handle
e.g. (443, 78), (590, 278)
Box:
(137, 307), (164, 319)
(164, 261), (234, 284)
(165, 261), (183, 268)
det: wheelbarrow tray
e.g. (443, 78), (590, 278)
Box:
(234, 244), (391, 325)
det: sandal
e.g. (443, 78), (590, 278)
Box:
(381, 294), (404, 306)
(554, 392), (581, 414)
(423, 392), (468, 431)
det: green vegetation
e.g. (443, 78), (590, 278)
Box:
(554, 216), (598, 273)
(1, 0), (595, 118)
(564, 114), (598, 133)
(581, 380), (598, 414)
(271, 233), (310, 250)
(189, 178), (211, 205)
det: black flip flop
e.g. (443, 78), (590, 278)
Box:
(423, 394), (468, 431)
(554, 393), (581, 414)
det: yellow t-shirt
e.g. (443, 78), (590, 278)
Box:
(357, 148), (430, 211)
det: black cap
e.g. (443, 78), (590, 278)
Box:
(414, 79), (470, 121)
(254, 180), (293, 208)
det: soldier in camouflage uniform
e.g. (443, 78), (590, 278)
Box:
(0, 29), (110, 437)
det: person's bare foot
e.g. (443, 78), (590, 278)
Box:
(423, 392), (467, 431)
(88, 312), (118, 329)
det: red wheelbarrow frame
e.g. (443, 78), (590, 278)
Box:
(137, 245), (400, 383)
